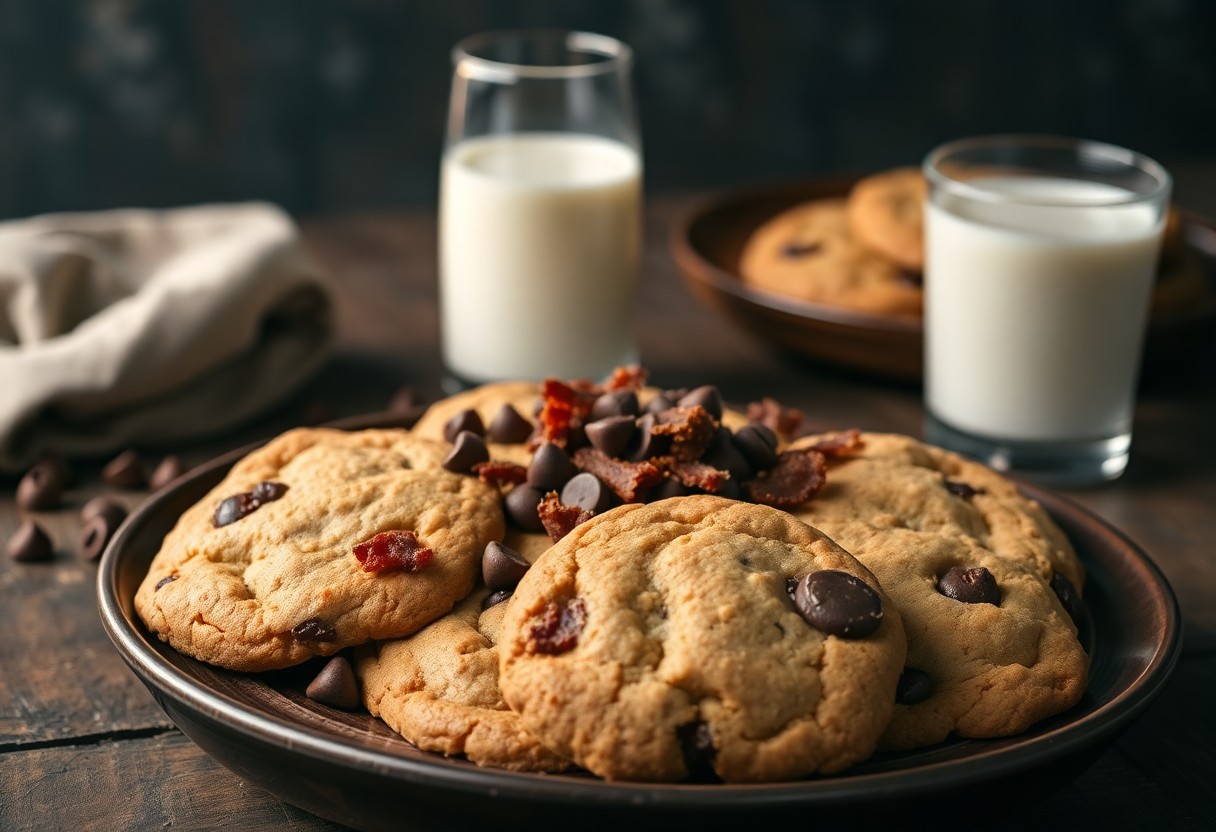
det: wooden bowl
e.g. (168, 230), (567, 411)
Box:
(670, 178), (1216, 382)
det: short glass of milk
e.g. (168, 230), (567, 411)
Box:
(923, 135), (1171, 486)
(440, 30), (641, 387)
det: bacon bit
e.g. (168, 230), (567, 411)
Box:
(807, 429), (865, 458)
(667, 459), (731, 492)
(473, 460), (529, 486)
(538, 379), (597, 446)
(527, 598), (588, 655)
(572, 447), (664, 502)
(537, 492), (595, 542)
(353, 530), (434, 574)
(744, 450), (827, 507)
(747, 397), (805, 439)
(603, 365), (648, 391)
(651, 405), (717, 461)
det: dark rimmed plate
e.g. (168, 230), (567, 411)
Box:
(98, 416), (1182, 831)
(670, 177), (1216, 381)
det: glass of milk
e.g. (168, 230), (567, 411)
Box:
(923, 135), (1171, 486)
(440, 30), (641, 387)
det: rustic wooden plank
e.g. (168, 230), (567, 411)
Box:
(0, 731), (344, 832)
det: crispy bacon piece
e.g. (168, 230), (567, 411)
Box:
(666, 459), (731, 492)
(537, 492), (595, 542)
(538, 379), (597, 446)
(651, 405), (716, 461)
(744, 450), (827, 507)
(527, 598), (588, 655)
(806, 429), (865, 458)
(472, 460), (529, 486)
(603, 365), (648, 391)
(572, 447), (664, 502)
(747, 397), (805, 439)
(353, 530), (434, 574)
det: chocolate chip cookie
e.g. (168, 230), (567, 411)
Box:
(845, 167), (927, 272)
(739, 198), (923, 316)
(356, 587), (570, 772)
(413, 381), (541, 466)
(135, 428), (504, 672)
(787, 432), (1089, 749)
(498, 495), (907, 782)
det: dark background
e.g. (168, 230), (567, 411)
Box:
(1, 0), (1212, 219)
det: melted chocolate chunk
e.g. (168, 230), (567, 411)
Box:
(482, 541), (530, 591)
(896, 667), (933, 705)
(251, 481), (289, 503)
(937, 566), (1001, 606)
(781, 241), (822, 258)
(214, 492), (258, 527)
(154, 575), (178, 591)
(794, 570), (883, 638)
(305, 656), (361, 710)
(944, 479), (985, 500)
(291, 618), (337, 642)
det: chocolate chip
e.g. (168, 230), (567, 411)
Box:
(504, 484), (546, 533)
(677, 385), (723, 421)
(291, 618), (337, 642)
(527, 443), (578, 490)
(937, 566), (1001, 605)
(781, 241), (822, 258)
(701, 428), (752, 481)
(676, 720), (718, 781)
(148, 456), (187, 491)
(1050, 573), (1086, 625)
(154, 575), (177, 590)
(482, 541), (530, 591)
(482, 589), (513, 610)
(584, 415), (636, 457)
(81, 496), (128, 528)
(896, 667), (933, 705)
(715, 478), (743, 500)
(79, 512), (121, 561)
(794, 570), (883, 638)
(214, 492), (258, 527)
(625, 413), (671, 461)
(305, 656), (361, 709)
(6, 520), (53, 562)
(561, 472), (619, 513)
(785, 577), (798, 597)
(251, 481), (289, 503)
(731, 424), (778, 471)
(898, 269), (924, 288)
(647, 476), (692, 502)
(37, 452), (75, 487)
(944, 479), (985, 500)
(443, 408), (485, 443)
(16, 461), (65, 511)
(590, 390), (639, 421)
(102, 450), (147, 489)
(487, 403), (533, 444)
(443, 431), (490, 474)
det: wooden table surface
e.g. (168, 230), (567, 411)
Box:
(2, 190), (1214, 831)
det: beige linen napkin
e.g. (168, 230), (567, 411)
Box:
(0, 202), (333, 472)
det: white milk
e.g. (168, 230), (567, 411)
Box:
(440, 133), (641, 383)
(925, 177), (1163, 442)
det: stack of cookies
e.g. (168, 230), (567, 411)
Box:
(739, 166), (1205, 320)
(135, 371), (1090, 783)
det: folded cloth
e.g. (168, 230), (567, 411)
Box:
(0, 202), (333, 472)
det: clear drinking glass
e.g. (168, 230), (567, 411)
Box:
(439, 30), (641, 388)
(922, 135), (1171, 486)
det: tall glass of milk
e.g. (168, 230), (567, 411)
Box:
(923, 136), (1171, 485)
(440, 31), (641, 387)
